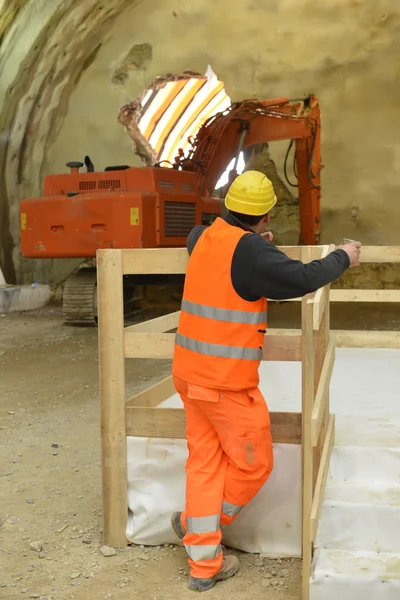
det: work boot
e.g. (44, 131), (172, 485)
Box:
(171, 511), (186, 539)
(188, 555), (240, 592)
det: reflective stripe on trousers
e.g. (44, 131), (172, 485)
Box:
(181, 299), (267, 325)
(222, 500), (243, 518)
(185, 544), (222, 562)
(184, 515), (222, 564)
(187, 515), (220, 533)
(175, 333), (262, 361)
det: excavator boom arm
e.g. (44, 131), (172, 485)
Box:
(180, 96), (321, 244)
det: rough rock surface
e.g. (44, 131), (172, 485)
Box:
(1, 0), (400, 285)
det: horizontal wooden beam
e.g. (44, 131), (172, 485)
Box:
(121, 246), (330, 275)
(268, 328), (400, 349)
(126, 407), (302, 444)
(359, 246), (400, 263)
(333, 330), (400, 349)
(330, 289), (400, 303)
(125, 312), (180, 334)
(262, 333), (302, 361)
(310, 415), (335, 542)
(269, 289), (400, 303)
(126, 375), (175, 408)
(311, 339), (335, 447)
(124, 331), (302, 361)
(118, 246), (400, 276)
(124, 327), (400, 356)
(125, 333), (174, 359)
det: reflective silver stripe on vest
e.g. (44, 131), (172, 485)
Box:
(222, 500), (243, 518)
(182, 299), (267, 325)
(175, 333), (262, 361)
(187, 515), (220, 534)
(185, 544), (222, 562)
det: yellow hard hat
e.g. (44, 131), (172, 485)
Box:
(225, 170), (277, 216)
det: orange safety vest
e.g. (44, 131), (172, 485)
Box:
(172, 217), (267, 390)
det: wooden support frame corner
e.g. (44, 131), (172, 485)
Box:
(98, 244), (342, 599)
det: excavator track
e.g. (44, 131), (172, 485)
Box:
(63, 268), (97, 325)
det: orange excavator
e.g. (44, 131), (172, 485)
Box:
(20, 94), (321, 324)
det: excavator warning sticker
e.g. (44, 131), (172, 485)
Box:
(130, 207), (139, 226)
(21, 213), (27, 230)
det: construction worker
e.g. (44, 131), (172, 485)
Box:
(171, 170), (361, 592)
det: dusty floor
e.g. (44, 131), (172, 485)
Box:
(0, 307), (302, 600)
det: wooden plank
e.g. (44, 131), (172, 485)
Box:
(126, 407), (302, 444)
(121, 246), (316, 275)
(310, 415), (335, 542)
(122, 248), (188, 275)
(120, 246), (400, 275)
(126, 375), (176, 408)
(301, 297), (314, 600)
(320, 243), (335, 259)
(124, 331), (302, 361)
(268, 329), (400, 350)
(263, 333), (302, 361)
(312, 306), (329, 491)
(311, 339), (335, 447)
(334, 330), (400, 349)
(330, 289), (400, 303)
(313, 285), (329, 330)
(270, 289), (400, 303)
(97, 249), (128, 547)
(309, 245), (329, 260)
(125, 333), (174, 359)
(360, 246), (400, 263)
(125, 311), (180, 334)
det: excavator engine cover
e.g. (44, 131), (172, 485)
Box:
(20, 167), (221, 258)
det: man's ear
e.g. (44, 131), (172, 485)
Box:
(263, 214), (270, 225)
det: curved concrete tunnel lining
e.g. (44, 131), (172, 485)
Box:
(0, 0), (139, 283)
(1, 0), (400, 285)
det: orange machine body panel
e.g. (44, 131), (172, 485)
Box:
(20, 167), (222, 258)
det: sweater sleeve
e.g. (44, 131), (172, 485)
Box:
(230, 234), (350, 301)
(187, 226), (207, 256)
(250, 243), (350, 300)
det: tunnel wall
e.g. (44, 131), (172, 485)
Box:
(1, 0), (400, 284)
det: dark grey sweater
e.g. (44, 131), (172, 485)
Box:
(187, 214), (349, 301)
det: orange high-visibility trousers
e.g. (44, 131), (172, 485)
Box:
(174, 376), (273, 579)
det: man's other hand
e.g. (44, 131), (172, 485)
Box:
(261, 231), (274, 243)
(337, 242), (362, 267)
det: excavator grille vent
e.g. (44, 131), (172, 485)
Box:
(164, 201), (196, 238)
(79, 181), (96, 191)
(159, 180), (176, 191)
(180, 182), (195, 193)
(98, 180), (121, 190)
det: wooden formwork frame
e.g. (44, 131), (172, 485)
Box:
(98, 244), (336, 599)
(268, 245), (400, 349)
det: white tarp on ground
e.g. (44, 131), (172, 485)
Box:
(127, 361), (303, 557)
(310, 348), (400, 599)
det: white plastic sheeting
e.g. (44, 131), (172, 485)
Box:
(127, 361), (303, 556)
(311, 549), (400, 600)
(126, 346), (400, 588)
(310, 348), (400, 599)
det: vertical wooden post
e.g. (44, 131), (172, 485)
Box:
(312, 286), (330, 490)
(97, 249), (128, 547)
(301, 295), (315, 600)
